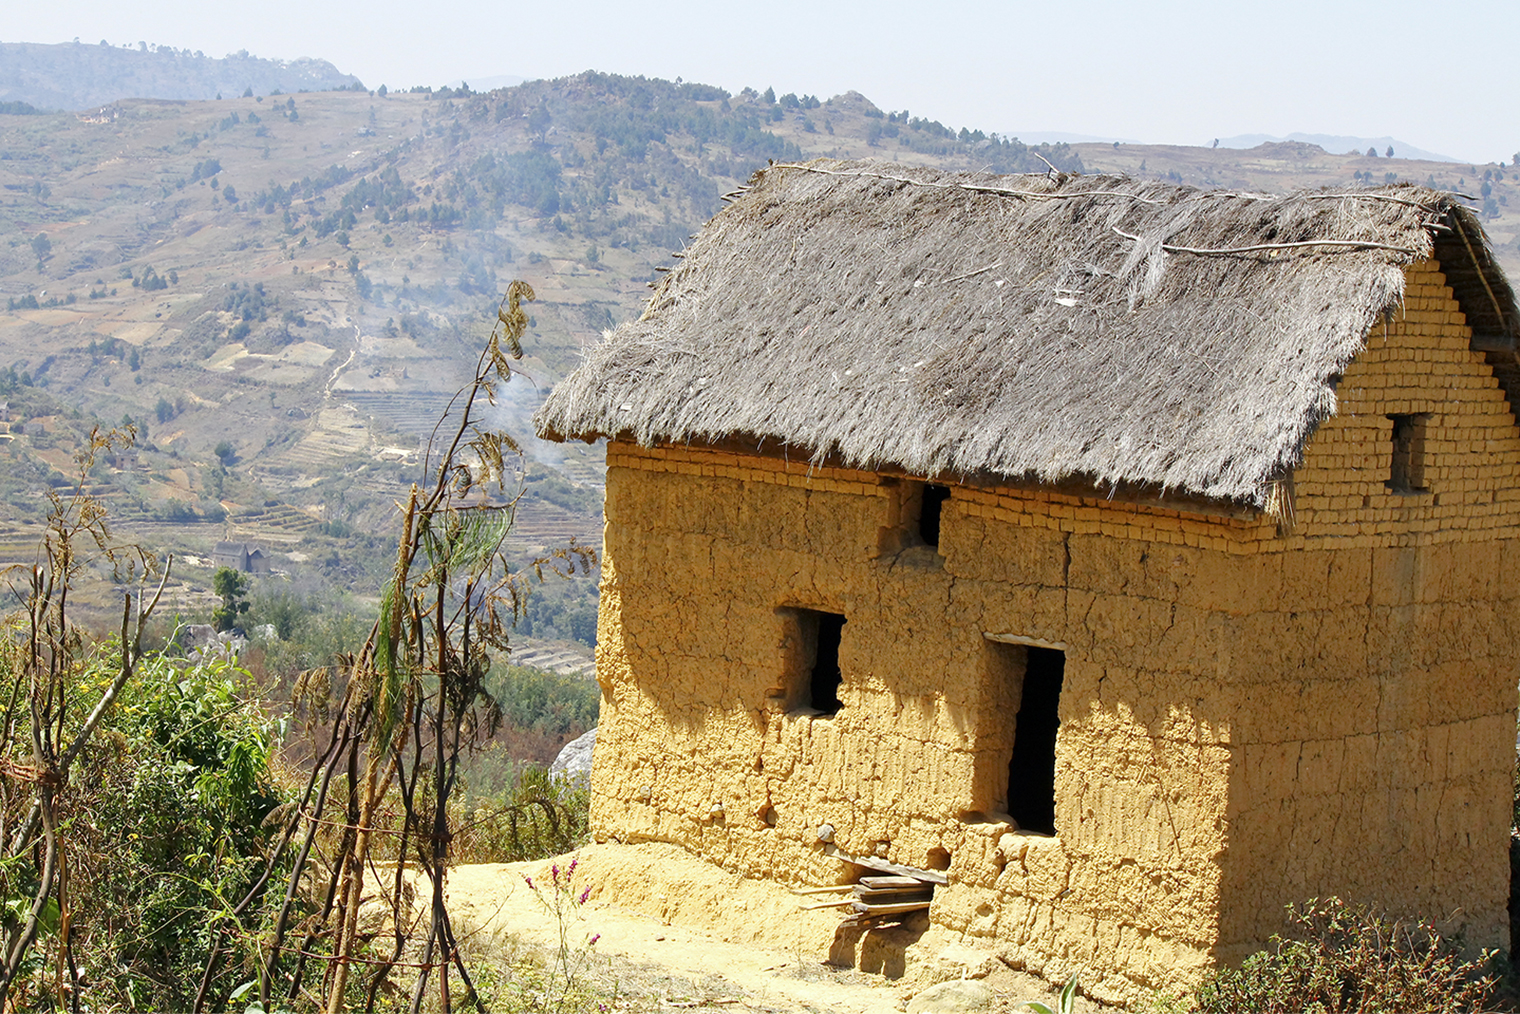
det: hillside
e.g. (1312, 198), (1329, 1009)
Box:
(0, 73), (1086, 625)
(0, 69), (1513, 628)
(0, 40), (362, 110)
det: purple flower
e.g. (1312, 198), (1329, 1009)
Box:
(589, 934), (600, 946)
(551, 863), (560, 883)
(568, 857), (578, 876)
(578, 888), (591, 905)
(523, 875), (534, 890)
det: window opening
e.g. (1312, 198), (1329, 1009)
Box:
(918, 484), (951, 548)
(809, 612), (846, 715)
(1007, 647), (1064, 834)
(983, 640), (1064, 835)
(1387, 413), (1429, 493)
(778, 608), (846, 716)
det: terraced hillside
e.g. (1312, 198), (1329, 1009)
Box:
(0, 68), (1512, 629)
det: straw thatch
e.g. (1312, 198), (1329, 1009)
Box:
(535, 159), (1518, 507)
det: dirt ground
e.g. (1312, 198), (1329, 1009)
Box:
(442, 844), (1111, 1013)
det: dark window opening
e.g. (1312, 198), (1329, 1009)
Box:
(919, 484), (951, 547)
(985, 642), (1064, 835)
(1388, 413), (1430, 493)
(778, 608), (846, 716)
(809, 612), (846, 715)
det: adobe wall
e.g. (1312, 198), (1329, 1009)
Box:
(586, 258), (1520, 1002)
(1215, 258), (1520, 958)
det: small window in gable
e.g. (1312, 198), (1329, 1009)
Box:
(1387, 413), (1430, 493)
(776, 608), (847, 716)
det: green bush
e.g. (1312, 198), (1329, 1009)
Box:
(452, 764), (589, 864)
(1192, 897), (1495, 1014)
(30, 650), (287, 1010)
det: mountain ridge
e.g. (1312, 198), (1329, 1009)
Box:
(0, 40), (363, 110)
(1216, 131), (1460, 163)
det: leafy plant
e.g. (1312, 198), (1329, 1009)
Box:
(69, 654), (286, 1009)
(1023, 972), (1079, 1014)
(1192, 897), (1495, 1014)
(453, 765), (589, 864)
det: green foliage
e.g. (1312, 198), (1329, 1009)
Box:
(1191, 898), (1495, 1014)
(189, 156), (222, 181)
(490, 664), (599, 742)
(212, 565), (250, 631)
(248, 599), (370, 684)
(515, 573), (599, 647)
(133, 264), (169, 290)
(1023, 972), (1079, 1014)
(249, 586), (306, 640)
(521, 461), (600, 513)
(69, 653), (287, 1010)
(221, 279), (273, 321)
(450, 766), (590, 865)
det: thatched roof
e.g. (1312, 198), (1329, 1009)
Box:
(535, 160), (1519, 507)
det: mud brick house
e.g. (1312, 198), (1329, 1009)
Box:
(212, 540), (271, 574)
(535, 160), (1520, 1000)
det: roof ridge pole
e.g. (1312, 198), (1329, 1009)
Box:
(1451, 214), (1509, 332)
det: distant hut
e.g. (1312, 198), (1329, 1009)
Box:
(212, 540), (271, 574)
(536, 160), (1520, 1001)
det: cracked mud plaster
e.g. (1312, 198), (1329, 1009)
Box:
(586, 260), (1520, 1005)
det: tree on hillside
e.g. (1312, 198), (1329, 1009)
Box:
(527, 101), (551, 140)
(211, 566), (250, 632)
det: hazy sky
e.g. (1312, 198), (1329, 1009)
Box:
(6, 0), (1518, 163)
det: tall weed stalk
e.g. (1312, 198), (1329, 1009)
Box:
(209, 281), (595, 1014)
(0, 425), (173, 1010)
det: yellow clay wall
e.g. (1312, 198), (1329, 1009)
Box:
(586, 259), (1520, 1002)
(1216, 258), (1520, 959)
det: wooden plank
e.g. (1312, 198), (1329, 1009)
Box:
(855, 890), (933, 905)
(789, 885), (854, 896)
(857, 881), (936, 899)
(824, 844), (950, 885)
(857, 875), (923, 890)
(852, 900), (933, 916)
(798, 897), (859, 911)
